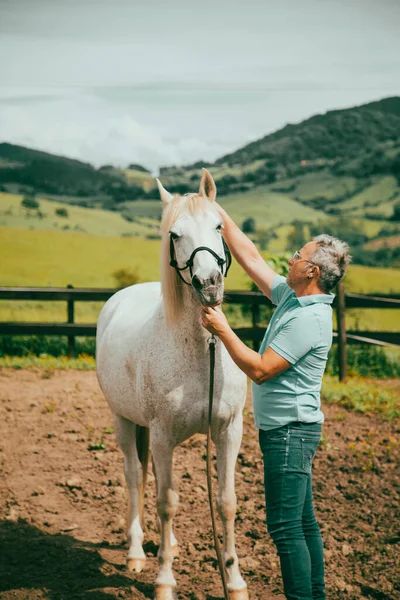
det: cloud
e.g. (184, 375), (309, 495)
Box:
(0, 94), (229, 171)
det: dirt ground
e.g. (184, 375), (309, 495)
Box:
(0, 369), (399, 600)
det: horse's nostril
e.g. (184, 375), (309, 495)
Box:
(192, 275), (203, 290)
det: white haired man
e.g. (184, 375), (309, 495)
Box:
(201, 206), (351, 600)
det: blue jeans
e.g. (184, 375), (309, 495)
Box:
(259, 422), (326, 600)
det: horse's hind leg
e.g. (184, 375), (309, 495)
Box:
(151, 429), (178, 600)
(214, 416), (248, 600)
(114, 414), (148, 572)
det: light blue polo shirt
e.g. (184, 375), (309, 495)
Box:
(252, 274), (334, 431)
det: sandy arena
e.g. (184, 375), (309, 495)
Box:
(0, 368), (399, 599)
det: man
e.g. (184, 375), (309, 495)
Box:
(201, 205), (351, 600)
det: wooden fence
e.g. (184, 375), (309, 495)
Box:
(0, 282), (399, 381)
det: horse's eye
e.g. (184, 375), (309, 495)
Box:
(216, 224), (222, 232)
(170, 232), (180, 241)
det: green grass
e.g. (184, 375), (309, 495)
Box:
(0, 226), (249, 324)
(0, 192), (160, 237)
(340, 176), (398, 212)
(267, 218), (394, 254)
(120, 200), (162, 220)
(219, 187), (324, 227)
(0, 354), (96, 370)
(1, 222), (400, 331)
(343, 264), (400, 295)
(350, 196), (400, 219)
(289, 172), (360, 202)
(0, 225), (249, 288)
(322, 375), (400, 420)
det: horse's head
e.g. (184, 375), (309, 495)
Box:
(158, 169), (230, 325)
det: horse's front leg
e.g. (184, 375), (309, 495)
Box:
(214, 415), (249, 600)
(151, 429), (179, 600)
(114, 415), (147, 573)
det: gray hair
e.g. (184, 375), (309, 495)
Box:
(311, 234), (351, 293)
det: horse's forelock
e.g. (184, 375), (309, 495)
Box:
(161, 193), (212, 233)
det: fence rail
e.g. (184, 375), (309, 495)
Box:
(0, 283), (399, 381)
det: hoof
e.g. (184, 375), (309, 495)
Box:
(172, 544), (179, 559)
(127, 557), (146, 573)
(154, 585), (177, 600)
(229, 588), (249, 600)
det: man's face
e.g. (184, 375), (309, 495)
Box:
(286, 241), (318, 289)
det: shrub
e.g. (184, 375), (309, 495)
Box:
(112, 267), (141, 288)
(55, 207), (69, 217)
(322, 375), (400, 420)
(326, 344), (400, 378)
(0, 335), (96, 357)
(21, 196), (39, 210)
(391, 201), (400, 222)
(242, 217), (256, 233)
(121, 212), (135, 222)
(286, 221), (306, 252)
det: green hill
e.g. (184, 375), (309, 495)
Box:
(212, 96), (400, 167)
(0, 142), (152, 201)
(1, 96), (400, 265)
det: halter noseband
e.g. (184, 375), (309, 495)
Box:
(169, 234), (232, 285)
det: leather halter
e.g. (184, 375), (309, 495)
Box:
(169, 234), (232, 285)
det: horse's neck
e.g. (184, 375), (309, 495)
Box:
(178, 286), (208, 341)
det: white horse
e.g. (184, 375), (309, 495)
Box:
(96, 169), (248, 600)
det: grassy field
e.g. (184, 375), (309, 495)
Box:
(286, 172), (360, 202)
(0, 192), (160, 237)
(1, 226), (400, 331)
(219, 187), (324, 226)
(350, 196), (400, 219)
(2, 186), (398, 257)
(340, 176), (398, 212)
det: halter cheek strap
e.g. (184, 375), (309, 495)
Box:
(169, 235), (232, 285)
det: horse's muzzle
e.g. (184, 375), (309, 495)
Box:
(193, 280), (224, 307)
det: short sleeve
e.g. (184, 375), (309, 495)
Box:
(269, 314), (322, 364)
(271, 274), (290, 306)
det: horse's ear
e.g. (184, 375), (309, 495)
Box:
(199, 168), (217, 202)
(156, 179), (173, 206)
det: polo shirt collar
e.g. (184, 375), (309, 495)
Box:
(296, 292), (335, 307)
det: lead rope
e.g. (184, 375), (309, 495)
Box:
(207, 335), (230, 600)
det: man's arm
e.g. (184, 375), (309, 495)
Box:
(219, 328), (291, 384)
(217, 205), (277, 300)
(201, 306), (291, 383)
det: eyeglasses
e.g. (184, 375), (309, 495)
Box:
(292, 250), (317, 266)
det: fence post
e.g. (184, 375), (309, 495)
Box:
(251, 302), (260, 351)
(336, 281), (347, 382)
(67, 284), (75, 358)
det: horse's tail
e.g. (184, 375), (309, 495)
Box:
(136, 425), (150, 529)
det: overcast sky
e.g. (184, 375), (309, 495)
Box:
(0, 0), (399, 171)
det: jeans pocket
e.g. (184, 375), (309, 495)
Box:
(261, 435), (289, 471)
(259, 428), (288, 451)
(301, 437), (320, 473)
